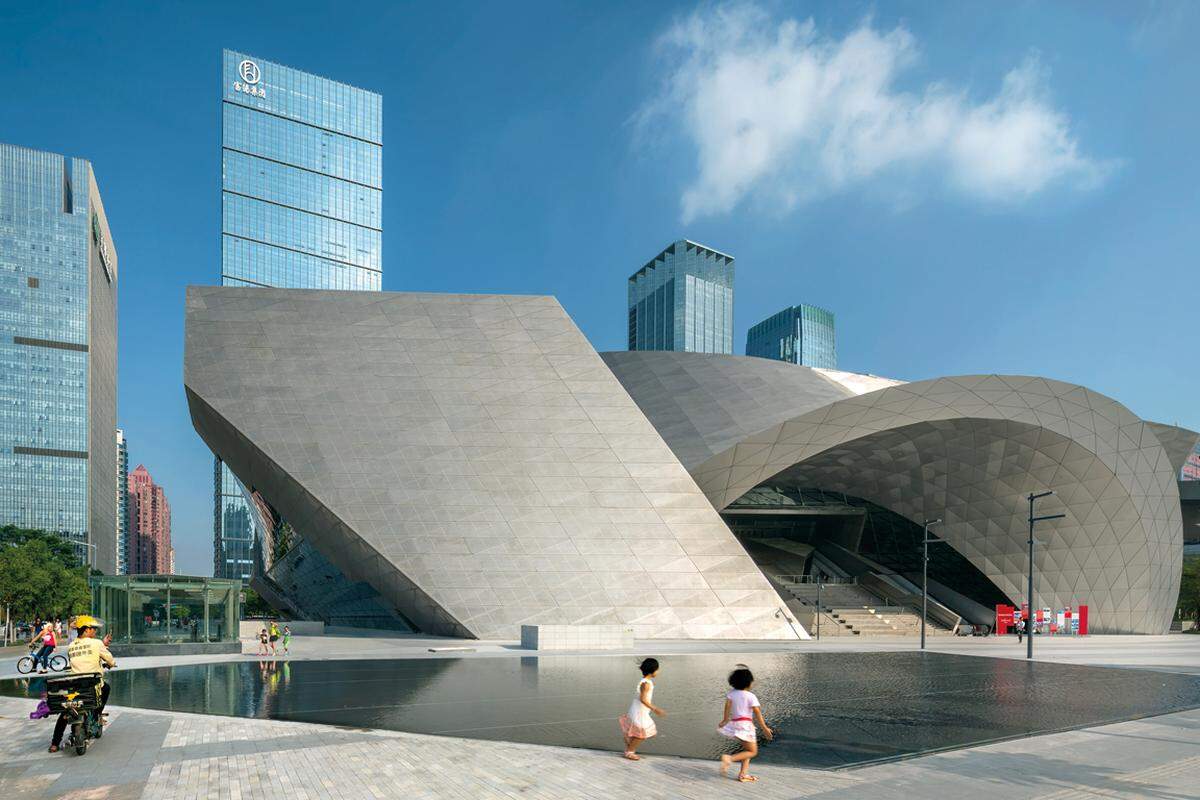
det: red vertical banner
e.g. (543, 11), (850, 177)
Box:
(1079, 604), (1088, 635)
(996, 604), (1014, 634)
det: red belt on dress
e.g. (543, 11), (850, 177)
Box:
(731, 717), (752, 721)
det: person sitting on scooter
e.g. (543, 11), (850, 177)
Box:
(48, 615), (115, 753)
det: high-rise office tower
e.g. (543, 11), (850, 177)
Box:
(0, 143), (118, 573)
(115, 428), (129, 574)
(627, 239), (734, 354)
(128, 464), (172, 574)
(212, 51), (382, 581)
(746, 304), (837, 369)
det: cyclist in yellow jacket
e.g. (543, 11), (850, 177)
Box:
(48, 615), (115, 753)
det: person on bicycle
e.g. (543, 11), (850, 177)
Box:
(48, 615), (115, 753)
(28, 621), (57, 674)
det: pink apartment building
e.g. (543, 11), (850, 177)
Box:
(127, 464), (173, 574)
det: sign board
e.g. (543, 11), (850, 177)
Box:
(91, 213), (113, 283)
(233, 59), (267, 98)
(996, 603), (1089, 636)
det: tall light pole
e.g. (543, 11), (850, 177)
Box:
(921, 519), (942, 650)
(815, 572), (822, 640)
(1027, 491), (1066, 661)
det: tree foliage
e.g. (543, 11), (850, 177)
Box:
(0, 525), (91, 621)
(272, 522), (295, 562)
(1178, 556), (1200, 631)
(242, 588), (273, 618)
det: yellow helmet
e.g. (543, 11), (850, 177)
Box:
(71, 615), (104, 630)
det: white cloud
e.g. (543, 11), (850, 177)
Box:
(638, 3), (1115, 221)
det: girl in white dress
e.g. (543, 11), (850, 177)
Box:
(718, 665), (773, 782)
(618, 658), (666, 761)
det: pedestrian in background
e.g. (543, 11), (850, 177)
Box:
(29, 621), (56, 674)
(1016, 617), (1025, 644)
(281, 625), (291, 655)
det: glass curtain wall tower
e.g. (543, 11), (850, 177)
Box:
(0, 144), (118, 572)
(746, 304), (837, 369)
(214, 50), (382, 581)
(627, 240), (734, 354)
(116, 428), (129, 574)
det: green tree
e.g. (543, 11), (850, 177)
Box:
(1, 525), (80, 565)
(241, 588), (273, 618)
(272, 522), (295, 562)
(0, 525), (91, 622)
(1178, 556), (1200, 632)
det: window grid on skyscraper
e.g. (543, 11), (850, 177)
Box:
(627, 240), (734, 355)
(0, 144), (118, 570)
(745, 304), (837, 370)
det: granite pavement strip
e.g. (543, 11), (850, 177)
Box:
(2, 695), (1199, 800)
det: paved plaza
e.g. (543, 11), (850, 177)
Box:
(1, 635), (1198, 799)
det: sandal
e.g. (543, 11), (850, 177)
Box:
(738, 775), (759, 783)
(623, 751), (641, 761)
(48, 745), (59, 753)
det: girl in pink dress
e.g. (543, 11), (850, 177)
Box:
(618, 658), (666, 761)
(718, 665), (773, 782)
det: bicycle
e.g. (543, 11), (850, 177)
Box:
(17, 648), (68, 674)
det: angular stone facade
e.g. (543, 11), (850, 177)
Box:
(185, 287), (795, 640)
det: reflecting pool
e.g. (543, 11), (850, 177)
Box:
(5, 651), (1199, 769)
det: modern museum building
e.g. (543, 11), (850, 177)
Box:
(184, 286), (1199, 638)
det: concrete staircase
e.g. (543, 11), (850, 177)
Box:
(780, 581), (953, 637)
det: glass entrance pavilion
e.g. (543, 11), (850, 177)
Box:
(91, 575), (241, 647)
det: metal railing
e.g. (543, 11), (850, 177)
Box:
(857, 572), (961, 632)
(774, 575), (856, 586)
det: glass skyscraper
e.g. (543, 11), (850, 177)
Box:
(116, 427), (128, 574)
(745, 304), (837, 369)
(0, 143), (118, 572)
(214, 50), (382, 580)
(627, 240), (734, 354)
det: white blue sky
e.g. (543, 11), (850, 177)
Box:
(1, 1), (1196, 575)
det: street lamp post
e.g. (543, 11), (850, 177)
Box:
(921, 519), (942, 651)
(1027, 491), (1066, 661)
(81, 542), (97, 569)
(815, 572), (822, 640)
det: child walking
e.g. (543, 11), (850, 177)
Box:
(281, 625), (292, 655)
(718, 665), (773, 783)
(618, 658), (666, 761)
(257, 628), (269, 656)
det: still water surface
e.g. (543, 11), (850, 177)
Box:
(5, 651), (1199, 768)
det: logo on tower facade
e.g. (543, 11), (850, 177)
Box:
(233, 58), (266, 98)
(238, 60), (260, 84)
(91, 213), (113, 283)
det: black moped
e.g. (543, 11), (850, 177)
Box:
(45, 671), (105, 755)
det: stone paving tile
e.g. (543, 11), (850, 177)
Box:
(3, 696), (1199, 800)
